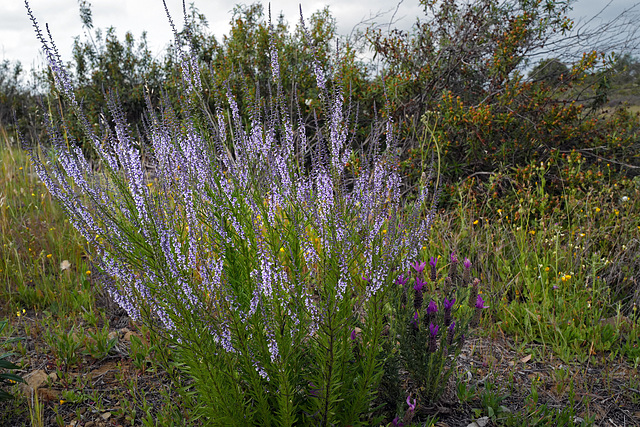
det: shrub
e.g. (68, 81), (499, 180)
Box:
(25, 3), (440, 424)
(370, 0), (639, 192)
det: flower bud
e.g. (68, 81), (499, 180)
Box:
(462, 258), (472, 285)
(429, 256), (438, 282)
(468, 278), (480, 309)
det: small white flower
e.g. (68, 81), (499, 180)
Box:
(621, 196), (629, 203)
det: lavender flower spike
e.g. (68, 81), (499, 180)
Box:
(462, 257), (472, 285)
(412, 311), (419, 330)
(413, 277), (425, 311)
(475, 295), (487, 309)
(406, 394), (416, 412)
(446, 321), (455, 347)
(411, 260), (426, 275)
(429, 323), (439, 337)
(428, 323), (439, 353)
(429, 256), (438, 282)
(471, 295), (487, 327)
(443, 297), (455, 326)
(424, 299), (438, 328)
(402, 394), (417, 425)
(396, 274), (409, 287)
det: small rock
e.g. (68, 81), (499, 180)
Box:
(101, 412), (111, 420)
(85, 422), (95, 427)
(476, 416), (490, 427)
(25, 370), (48, 389)
(38, 388), (60, 402)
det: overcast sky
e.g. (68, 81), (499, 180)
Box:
(1, 0), (638, 72)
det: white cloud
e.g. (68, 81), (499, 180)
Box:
(0, 0), (636, 71)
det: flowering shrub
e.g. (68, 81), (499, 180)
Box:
(25, 3), (439, 424)
(389, 253), (483, 410)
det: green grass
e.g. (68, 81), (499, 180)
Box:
(0, 138), (92, 317)
(1, 133), (639, 425)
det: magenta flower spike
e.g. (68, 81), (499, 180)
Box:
(472, 295), (487, 327)
(447, 321), (455, 346)
(443, 297), (455, 326)
(411, 311), (419, 330)
(412, 261), (426, 275)
(462, 257), (472, 284)
(427, 300), (438, 315)
(413, 277), (425, 311)
(396, 274), (409, 287)
(443, 297), (455, 311)
(428, 322), (439, 352)
(429, 256), (438, 282)
(429, 323), (439, 337)
(406, 394), (416, 412)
